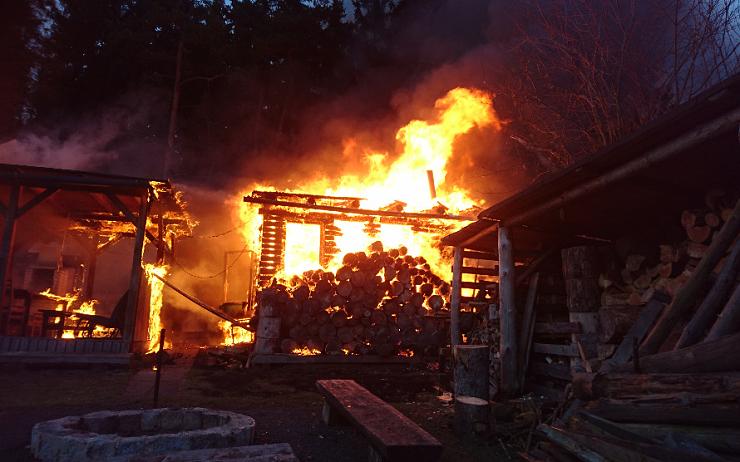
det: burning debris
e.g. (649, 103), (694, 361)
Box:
(251, 243), (451, 357)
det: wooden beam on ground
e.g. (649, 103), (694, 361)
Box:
(641, 198), (740, 354)
(498, 225), (517, 394)
(612, 330), (740, 374)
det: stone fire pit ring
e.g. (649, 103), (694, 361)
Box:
(31, 408), (255, 462)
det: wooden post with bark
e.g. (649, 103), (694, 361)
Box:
(450, 246), (463, 347)
(498, 225), (517, 394)
(641, 198), (740, 354)
(562, 246), (601, 371)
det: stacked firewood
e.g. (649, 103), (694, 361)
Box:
(255, 243), (451, 356)
(599, 190), (738, 308)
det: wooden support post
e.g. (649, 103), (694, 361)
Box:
(562, 246), (601, 372)
(123, 192), (150, 348)
(642, 198), (740, 354)
(498, 225), (517, 394)
(0, 185), (19, 312)
(84, 236), (99, 299)
(450, 246), (463, 346)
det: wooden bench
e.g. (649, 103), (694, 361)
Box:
(316, 379), (443, 462)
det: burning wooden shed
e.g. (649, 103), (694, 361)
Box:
(0, 164), (192, 363)
(443, 74), (740, 455)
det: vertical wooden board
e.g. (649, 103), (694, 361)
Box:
(9, 336), (20, 352)
(0, 336), (8, 352)
(28, 337), (40, 352)
(94, 340), (103, 353)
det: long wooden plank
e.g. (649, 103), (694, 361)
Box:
(586, 398), (740, 427)
(461, 266), (498, 276)
(610, 330), (740, 374)
(601, 295), (668, 371)
(533, 343), (578, 357)
(460, 281), (496, 290)
(316, 380), (442, 462)
(462, 250), (498, 261)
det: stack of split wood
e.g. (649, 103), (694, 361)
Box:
(601, 192), (738, 308)
(524, 192), (740, 461)
(254, 243), (451, 356)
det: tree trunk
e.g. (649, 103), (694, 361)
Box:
(454, 396), (490, 436)
(498, 226), (517, 394)
(453, 345), (489, 399)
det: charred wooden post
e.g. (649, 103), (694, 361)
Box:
(320, 220), (341, 267)
(123, 192), (150, 350)
(498, 225), (517, 394)
(453, 345), (489, 399)
(0, 184), (19, 312)
(258, 212), (286, 285)
(254, 302), (281, 354)
(450, 246), (463, 346)
(562, 246), (601, 372)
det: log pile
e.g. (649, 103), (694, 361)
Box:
(599, 191), (739, 308)
(522, 190), (740, 461)
(253, 243), (451, 357)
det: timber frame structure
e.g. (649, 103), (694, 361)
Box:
(443, 73), (740, 398)
(244, 190), (472, 286)
(0, 164), (190, 363)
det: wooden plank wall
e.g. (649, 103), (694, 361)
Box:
(0, 336), (128, 354)
(522, 259), (576, 401)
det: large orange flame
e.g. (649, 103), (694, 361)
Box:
(236, 86), (499, 312)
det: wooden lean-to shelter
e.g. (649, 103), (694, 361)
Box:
(0, 164), (191, 364)
(443, 74), (740, 455)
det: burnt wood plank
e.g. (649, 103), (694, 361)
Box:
(316, 379), (442, 462)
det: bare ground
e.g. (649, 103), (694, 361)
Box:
(0, 355), (512, 461)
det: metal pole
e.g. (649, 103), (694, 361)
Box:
(153, 328), (166, 408)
